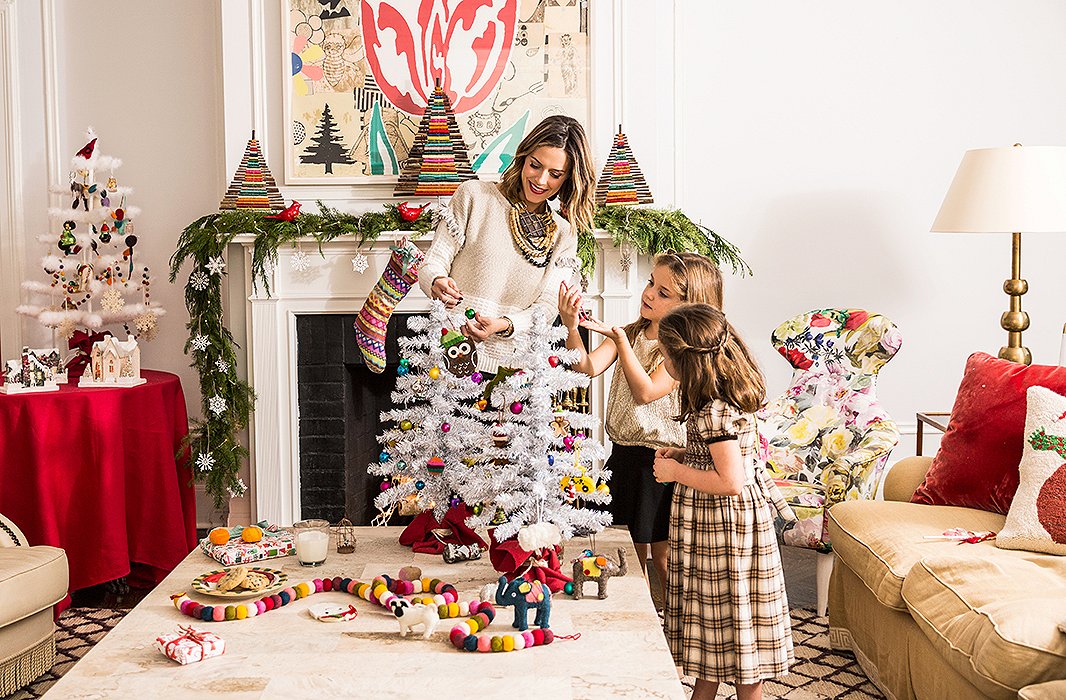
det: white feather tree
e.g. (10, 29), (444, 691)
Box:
(17, 128), (165, 344)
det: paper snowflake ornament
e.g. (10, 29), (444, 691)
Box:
(351, 254), (369, 274)
(290, 249), (312, 272)
(135, 312), (158, 340)
(215, 358), (228, 373)
(189, 270), (210, 291)
(205, 256), (226, 276)
(228, 477), (248, 498)
(195, 452), (216, 472)
(208, 394), (227, 415)
(56, 318), (76, 340)
(100, 287), (125, 313)
(191, 335), (210, 352)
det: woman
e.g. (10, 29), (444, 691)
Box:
(418, 114), (597, 373)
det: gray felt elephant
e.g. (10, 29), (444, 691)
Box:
(571, 548), (627, 599)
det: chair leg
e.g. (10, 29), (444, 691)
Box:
(815, 551), (835, 617)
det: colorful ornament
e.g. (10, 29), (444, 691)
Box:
(465, 308), (476, 319)
(441, 422), (451, 433)
(440, 329), (477, 377)
(428, 366), (441, 380)
(548, 356), (561, 368)
(426, 456), (445, 474)
(379, 451), (391, 462)
(380, 481), (391, 491)
(400, 420), (413, 431)
(470, 371), (483, 384)
(510, 401), (524, 415)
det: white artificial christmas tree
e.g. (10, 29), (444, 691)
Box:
(368, 301), (491, 521)
(17, 129), (165, 356)
(456, 307), (613, 545)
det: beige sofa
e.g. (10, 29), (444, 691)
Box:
(0, 513), (68, 696)
(826, 456), (1066, 700)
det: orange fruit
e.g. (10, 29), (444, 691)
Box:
(241, 526), (264, 543)
(208, 527), (231, 545)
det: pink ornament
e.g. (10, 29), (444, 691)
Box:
(548, 355), (561, 367)
(441, 422), (451, 432)
(510, 401), (523, 415)
(380, 481), (391, 491)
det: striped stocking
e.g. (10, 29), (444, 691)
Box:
(354, 240), (424, 373)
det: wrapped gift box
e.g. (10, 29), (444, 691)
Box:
(199, 522), (294, 566)
(155, 626), (225, 665)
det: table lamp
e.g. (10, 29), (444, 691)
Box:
(931, 145), (1066, 365)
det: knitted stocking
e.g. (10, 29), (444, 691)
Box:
(354, 240), (424, 373)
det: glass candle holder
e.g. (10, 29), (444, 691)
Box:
(293, 519), (330, 566)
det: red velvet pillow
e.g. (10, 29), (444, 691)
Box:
(912, 352), (1066, 514)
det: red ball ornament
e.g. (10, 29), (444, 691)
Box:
(510, 401), (524, 415)
(441, 422), (451, 433)
(548, 355), (561, 367)
(380, 481), (391, 491)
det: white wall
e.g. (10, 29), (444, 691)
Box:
(7, 1), (1066, 522)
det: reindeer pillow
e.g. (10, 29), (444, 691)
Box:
(997, 386), (1066, 555)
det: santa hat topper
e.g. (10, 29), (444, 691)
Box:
(440, 328), (468, 349)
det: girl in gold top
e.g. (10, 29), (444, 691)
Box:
(558, 252), (723, 598)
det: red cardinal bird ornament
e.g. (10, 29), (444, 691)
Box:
(75, 137), (97, 160)
(396, 202), (426, 222)
(264, 201), (301, 222)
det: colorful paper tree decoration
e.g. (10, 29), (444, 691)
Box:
(394, 82), (476, 197)
(595, 126), (654, 207)
(220, 131), (285, 211)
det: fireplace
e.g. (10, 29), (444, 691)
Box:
(295, 312), (421, 525)
(236, 232), (638, 526)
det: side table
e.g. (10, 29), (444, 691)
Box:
(915, 412), (951, 456)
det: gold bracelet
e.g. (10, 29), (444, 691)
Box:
(498, 317), (514, 338)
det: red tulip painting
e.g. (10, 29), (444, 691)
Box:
(359, 0), (518, 116)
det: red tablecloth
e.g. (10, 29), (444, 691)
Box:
(0, 370), (197, 610)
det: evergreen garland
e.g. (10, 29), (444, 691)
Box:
(170, 202), (750, 509)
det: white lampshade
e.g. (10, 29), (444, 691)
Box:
(931, 146), (1066, 233)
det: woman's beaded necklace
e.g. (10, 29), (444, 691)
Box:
(508, 201), (557, 268)
(170, 573), (559, 653)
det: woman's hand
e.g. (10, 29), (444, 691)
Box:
(462, 312), (508, 342)
(430, 276), (464, 308)
(558, 281), (582, 330)
(653, 455), (683, 484)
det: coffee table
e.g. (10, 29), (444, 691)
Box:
(44, 526), (684, 699)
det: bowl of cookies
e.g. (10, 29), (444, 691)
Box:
(191, 565), (287, 599)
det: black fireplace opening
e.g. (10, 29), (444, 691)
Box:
(296, 312), (422, 525)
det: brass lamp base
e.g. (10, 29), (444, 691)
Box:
(999, 232), (1032, 365)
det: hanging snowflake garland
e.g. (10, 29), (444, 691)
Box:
(195, 452), (216, 472)
(352, 253), (369, 274)
(290, 249), (312, 272)
(191, 335), (210, 352)
(100, 287), (125, 312)
(215, 358), (228, 373)
(228, 477), (248, 498)
(205, 256), (226, 276)
(189, 270), (210, 291)
(208, 395), (227, 415)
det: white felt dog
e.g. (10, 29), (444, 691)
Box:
(389, 598), (440, 639)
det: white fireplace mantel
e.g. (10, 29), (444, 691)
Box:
(235, 231), (641, 526)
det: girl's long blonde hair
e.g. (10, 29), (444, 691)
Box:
(624, 252), (724, 346)
(498, 115), (596, 236)
(658, 303), (765, 419)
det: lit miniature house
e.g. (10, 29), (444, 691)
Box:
(0, 347), (64, 394)
(80, 335), (145, 387)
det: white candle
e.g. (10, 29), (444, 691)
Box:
(295, 529), (329, 565)
(1059, 327), (1066, 366)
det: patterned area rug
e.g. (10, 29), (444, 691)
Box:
(7, 607), (882, 699)
(5, 608), (126, 700)
(679, 608), (885, 699)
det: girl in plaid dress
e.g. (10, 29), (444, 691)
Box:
(653, 304), (794, 700)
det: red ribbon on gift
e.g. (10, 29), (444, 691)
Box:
(64, 329), (111, 379)
(163, 625), (212, 659)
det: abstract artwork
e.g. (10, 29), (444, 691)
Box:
(285, 0), (591, 184)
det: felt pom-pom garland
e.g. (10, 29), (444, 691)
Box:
(170, 573), (567, 653)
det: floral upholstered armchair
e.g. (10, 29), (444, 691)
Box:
(757, 308), (902, 616)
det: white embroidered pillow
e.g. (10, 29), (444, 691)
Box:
(997, 385), (1066, 555)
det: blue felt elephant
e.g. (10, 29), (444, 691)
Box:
(495, 575), (551, 631)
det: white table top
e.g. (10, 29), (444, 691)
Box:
(44, 525), (684, 699)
